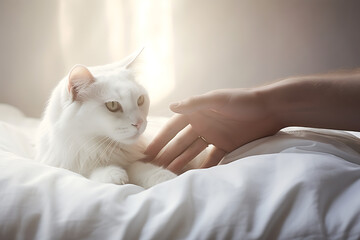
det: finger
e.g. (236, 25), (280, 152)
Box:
(167, 137), (209, 174)
(144, 114), (189, 157)
(151, 125), (199, 167)
(170, 92), (223, 114)
(201, 147), (226, 168)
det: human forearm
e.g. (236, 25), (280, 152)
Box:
(145, 69), (360, 173)
(257, 71), (360, 131)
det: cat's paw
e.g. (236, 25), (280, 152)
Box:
(90, 165), (129, 185)
(146, 169), (177, 187)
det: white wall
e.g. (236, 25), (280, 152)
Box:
(1, 0), (360, 118)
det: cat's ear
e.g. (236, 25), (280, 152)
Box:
(68, 65), (95, 101)
(124, 47), (144, 70)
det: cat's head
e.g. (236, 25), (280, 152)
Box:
(65, 50), (149, 145)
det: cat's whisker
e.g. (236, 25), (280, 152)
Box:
(88, 137), (109, 155)
(95, 137), (111, 157)
(86, 137), (110, 169)
(95, 137), (113, 167)
(105, 140), (115, 156)
(73, 136), (102, 163)
(72, 135), (98, 159)
(63, 135), (98, 171)
(107, 140), (119, 162)
(77, 136), (109, 173)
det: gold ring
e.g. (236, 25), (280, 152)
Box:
(199, 136), (209, 145)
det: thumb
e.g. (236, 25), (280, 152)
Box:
(169, 94), (217, 114)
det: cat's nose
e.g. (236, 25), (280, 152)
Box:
(131, 119), (144, 130)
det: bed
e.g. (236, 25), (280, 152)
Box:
(0, 103), (360, 240)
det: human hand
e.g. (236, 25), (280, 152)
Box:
(145, 88), (282, 174)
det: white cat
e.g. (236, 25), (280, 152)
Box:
(35, 50), (177, 188)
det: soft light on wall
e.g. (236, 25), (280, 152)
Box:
(59, 0), (174, 108)
(1, 0), (359, 118)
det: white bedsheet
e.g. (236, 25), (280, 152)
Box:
(0, 104), (360, 240)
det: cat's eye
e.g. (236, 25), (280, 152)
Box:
(137, 95), (145, 106)
(105, 101), (123, 112)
